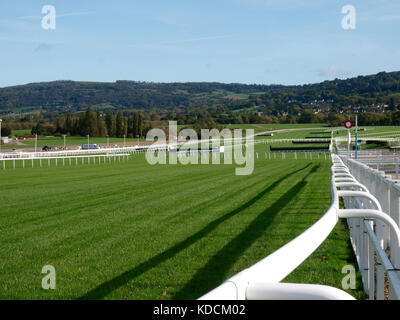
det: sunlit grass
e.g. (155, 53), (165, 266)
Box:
(0, 150), (364, 299)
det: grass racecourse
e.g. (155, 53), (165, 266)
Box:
(0, 144), (365, 299)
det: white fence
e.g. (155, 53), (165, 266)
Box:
(0, 146), (146, 160)
(200, 154), (400, 300)
(340, 155), (400, 299)
(0, 153), (131, 169)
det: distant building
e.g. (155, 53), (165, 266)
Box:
(1, 137), (12, 144)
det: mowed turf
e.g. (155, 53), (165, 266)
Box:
(0, 152), (364, 299)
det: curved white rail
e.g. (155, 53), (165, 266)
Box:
(200, 154), (355, 300)
(200, 153), (400, 300)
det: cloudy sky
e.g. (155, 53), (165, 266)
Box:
(0, 0), (399, 87)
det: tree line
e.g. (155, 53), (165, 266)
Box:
(31, 107), (147, 138)
(27, 108), (400, 139)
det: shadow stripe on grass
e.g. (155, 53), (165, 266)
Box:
(79, 164), (312, 299)
(173, 165), (320, 299)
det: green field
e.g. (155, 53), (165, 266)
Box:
(0, 149), (364, 299)
(332, 126), (400, 138)
(11, 129), (31, 136)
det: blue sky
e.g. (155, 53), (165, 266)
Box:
(0, 0), (399, 87)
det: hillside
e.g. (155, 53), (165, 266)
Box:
(1, 71), (400, 114)
(0, 81), (281, 113)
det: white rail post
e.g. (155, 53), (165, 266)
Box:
(361, 219), (369, 293)
(376, 176), (390, 249)
(389, 183), (400, 277)
(376, 175), (387, 250)
(368, 235), (375, 300)
(377, 260), (385, 300)
(22, 159), (24, 168)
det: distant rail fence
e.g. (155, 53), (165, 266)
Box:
(0, 153), (131, 169)
(0, 146), (146, 159)
(337, 149), (400, 178)
(0, 137), (335, 170)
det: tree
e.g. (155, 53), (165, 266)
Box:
(127, 115), (133, 138)
(115, 111), (124, 138)
(96, 110), (106, 137)
(298, 110), (316, 123)
(123, 118), (128, 138)
(65, 113), (73, 134)
(87, 107), (98, 136)
(105, 111), (115, 136)
(137, 112), (143, 137)
(31, 123), (44, 135)
(392, 111), (400, 126)
(1, 125), (11, 137)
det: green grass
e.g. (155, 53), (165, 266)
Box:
(11, 129), (31, 136)
(0, 152), (364, 299)
(332, 126), (400, 138)
(255, 123), (329, 129)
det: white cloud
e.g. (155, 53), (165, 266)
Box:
(34, 43), (54, 53)
(58, 12), (93, 18)
(160, 35), (233, 45)
(233, 0), (322, 9)
(317, 66), (351, 78)
(378, 14), (400, 21)
(17, 11), (92, 20)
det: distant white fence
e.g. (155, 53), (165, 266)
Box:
(0, 146), (146, 160)
(0, 153), (131, 169)
(200, 154), (400, 300)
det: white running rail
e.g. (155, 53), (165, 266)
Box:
(199, 154), (400, 300)
(340, 155), (400, 299)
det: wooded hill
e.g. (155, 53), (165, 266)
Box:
(1, 71), (400, 114)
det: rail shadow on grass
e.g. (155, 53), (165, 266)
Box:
(79, 163), (313, 300)
(173, 165), (320, 299)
